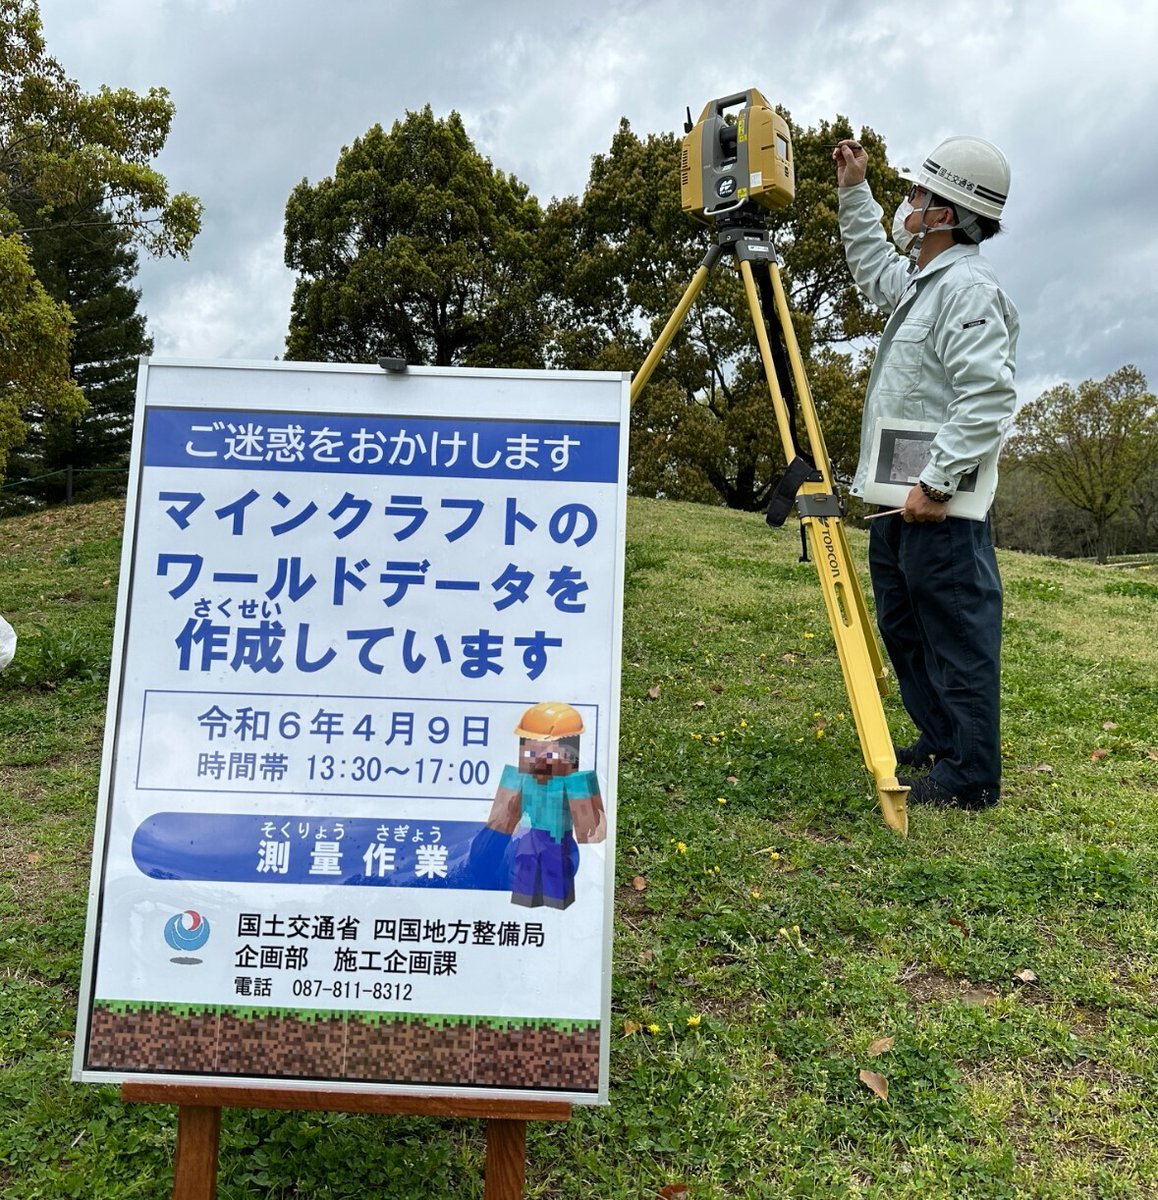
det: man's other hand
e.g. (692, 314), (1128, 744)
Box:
(833, 139), (867, 188)
(903, 483), (949, 523)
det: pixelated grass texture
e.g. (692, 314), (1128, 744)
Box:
(94, 1000), (597, 1032)
(3, 497), (1158, 1198)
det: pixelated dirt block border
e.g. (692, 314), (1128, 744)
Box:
(87, 1002), (600, 1091)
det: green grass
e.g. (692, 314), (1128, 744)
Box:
(3, 497), (1158, 1198)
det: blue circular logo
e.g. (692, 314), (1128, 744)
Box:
(164, 910), (211, 953)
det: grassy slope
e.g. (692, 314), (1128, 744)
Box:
(1, 497), (1156, 1199)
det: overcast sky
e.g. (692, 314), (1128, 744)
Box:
(36, 0), (1158, 405)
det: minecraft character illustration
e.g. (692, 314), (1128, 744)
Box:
(484, 701), (606, 909)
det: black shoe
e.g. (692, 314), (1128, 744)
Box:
(895, 743), (937, 770)
(899, 775), (999, 810)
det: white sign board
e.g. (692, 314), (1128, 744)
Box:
(74, 359), (629, 1103)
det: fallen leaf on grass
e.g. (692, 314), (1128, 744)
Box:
(1103, 721), (1119, 730)
(1013, 968), (1038, 984)
(867, 1036), (895, 1057)
(1090, 748), (1109, 761)
(647, 685), (661, 700)
(1032, 763), (1054, 774)
(1149, 749), (1158, 762)
(658, 1186), (690, 1199)
(691, 699), (706, 709)
(948, 916), (970, 936)
(631, 876), (647, 891)
(963, 986), (998, 1006)
(710, 684), (723, 694)
(622, 1021), (641, 1037)
(858, 1069), (889, 1100)
(726, 775), (739, 784)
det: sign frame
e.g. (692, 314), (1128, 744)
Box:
(74, 358), (630, 1105)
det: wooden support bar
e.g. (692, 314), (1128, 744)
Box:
(484, 1119), (527, 1200)
(122, 1082), (571, 1122)
(172, 1105), (220, 1200)
(122, 1083), (571, 1200)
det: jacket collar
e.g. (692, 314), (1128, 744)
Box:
(915, 242), (979, 281)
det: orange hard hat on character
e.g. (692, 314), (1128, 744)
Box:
(513, 701), (585, 740)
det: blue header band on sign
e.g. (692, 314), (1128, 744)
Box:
(143, 408), (621, 484)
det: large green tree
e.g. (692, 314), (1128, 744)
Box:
(1007, 365), (1158, 563)
(0, 232), (79, 478)
(284, 107), (547, 368)
(0, 0), (200, 481)
(4, 193), (152, 505)
(543, 112), (905, 509)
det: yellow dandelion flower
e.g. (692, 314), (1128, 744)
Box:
(676, 842), (687, 854)
(686, 1014), (702, 1027)
(647, 1023), (660, 1034)
(803, 632), (815, 639)
(750, 888), (762, 899)
(769, 851), (780, 861)
(816, 729), (825, 739)
(691, 733), (702, 741)
(716, 796), (727, 805)
(739, 718), (748, 728)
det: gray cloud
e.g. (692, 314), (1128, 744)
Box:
(34, 0), (1158, 400)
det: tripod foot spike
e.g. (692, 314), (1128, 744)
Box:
(877, 778), (909, 836)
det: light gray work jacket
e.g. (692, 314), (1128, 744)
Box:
(838, 181), (1019, 503)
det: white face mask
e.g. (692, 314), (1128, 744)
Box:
(892, 198), (921, 254)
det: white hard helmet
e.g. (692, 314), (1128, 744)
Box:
(899, 136), (1010, 220)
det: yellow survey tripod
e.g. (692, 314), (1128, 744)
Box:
(630, 204), (909, 835)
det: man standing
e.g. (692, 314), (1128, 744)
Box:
(833, 136), (1018, 809)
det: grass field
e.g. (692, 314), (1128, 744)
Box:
(2, 496), (1157, 1198)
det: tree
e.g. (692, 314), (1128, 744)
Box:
(0, 233), (82, 479)
(4, 193), (152, 505)
(0, 0), (201, 482)
(1008, 365), (1158, 563)
(543, 113), (905, 509)
(1129, 455), (1158, 549)
(284, 107), (547, 368)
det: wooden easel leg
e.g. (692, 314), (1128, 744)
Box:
(172, 1105), (221, 1200)
(484, 1118), (527, 1200)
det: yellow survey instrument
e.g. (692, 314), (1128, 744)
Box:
(680, 89), (795, 220)
(636, 91), (909, 835)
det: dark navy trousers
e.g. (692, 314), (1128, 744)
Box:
(868, 514), (1003, 799)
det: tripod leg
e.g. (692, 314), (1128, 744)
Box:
(737, 258), (907, 835)
(833, 519), (888, 696)
(800, 518), (907, 832)
(762, 263), (889, 694)
(631, 247), (723, 405)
